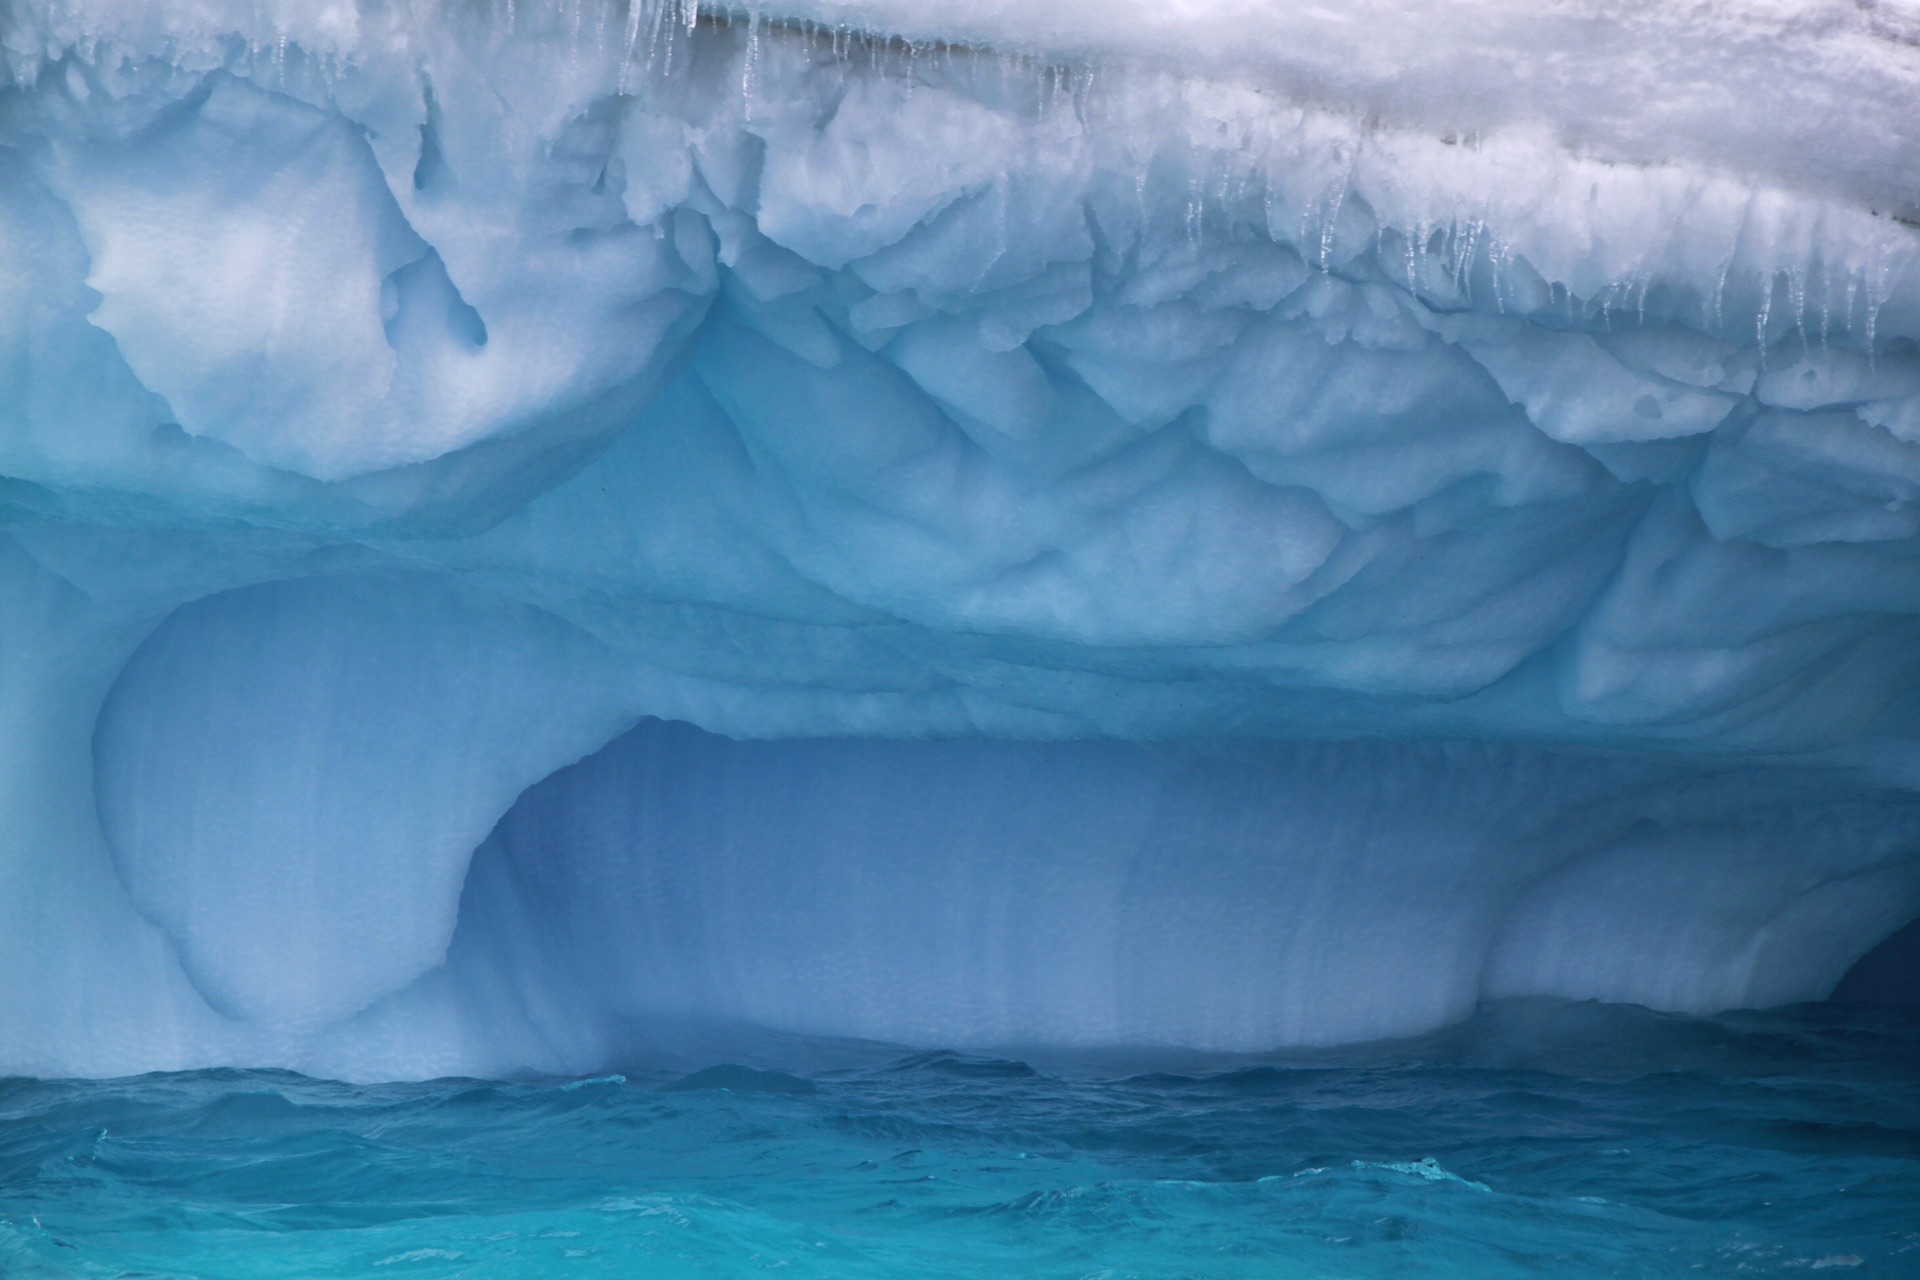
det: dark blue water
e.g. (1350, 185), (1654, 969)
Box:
(3, 1001), (1916, 1278)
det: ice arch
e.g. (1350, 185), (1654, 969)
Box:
(420, 721), (1920, 1073)
(0, 0), (1917, 1077)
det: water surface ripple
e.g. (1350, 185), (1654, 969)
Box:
(3, 1001), (1916, 1277)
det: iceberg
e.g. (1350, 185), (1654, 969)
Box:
(1, 0), (1917, 1079)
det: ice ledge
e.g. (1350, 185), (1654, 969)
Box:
(746, 0), (1920, 214)
(13, 0), (1920, 218)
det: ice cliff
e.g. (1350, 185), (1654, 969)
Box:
(2, 0), (1919, 1079)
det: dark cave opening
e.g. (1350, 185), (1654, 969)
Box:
(1830, 917), (1920, 1009)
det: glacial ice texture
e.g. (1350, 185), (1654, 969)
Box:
(1, 0), (1919, 1078)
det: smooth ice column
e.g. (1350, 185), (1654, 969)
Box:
(93, 573), (641, 1027)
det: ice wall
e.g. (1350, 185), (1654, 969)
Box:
(1, 0), (1919, 1078)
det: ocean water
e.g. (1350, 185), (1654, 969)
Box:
(2, 1001), (1915, 1279)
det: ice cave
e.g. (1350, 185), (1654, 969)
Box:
(2, 0), (1919, 1088)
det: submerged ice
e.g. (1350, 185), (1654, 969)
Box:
(1, 0), (1919, 1079)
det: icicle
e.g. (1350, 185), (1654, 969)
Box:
(741, 8), (760, 111)
(1865, 246), (1891, 370)
(1755, 270), (1774, 371)
(1261, 168), (1278, 247)
(1135, 160), (1150, 240)
(1710, 256), (1732, 337)
(1789, 266), (1808, 357)
(1319, 181), (1348, 272)
(1816, 257), (1833, 354)
(617, 0), (644, 95)
(1456, 217), (1484, 305)
(656, 0), (677, 78)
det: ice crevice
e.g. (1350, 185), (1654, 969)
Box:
(0, 0), (1918, 1077)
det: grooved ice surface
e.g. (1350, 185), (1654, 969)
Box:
(0, 0), (1918, 1078)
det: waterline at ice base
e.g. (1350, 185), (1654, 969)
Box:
(2, 0), (1918, 1273)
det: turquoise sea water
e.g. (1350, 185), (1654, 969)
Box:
(3, 1001), (1916, 1279)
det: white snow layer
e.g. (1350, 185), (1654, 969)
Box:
(1, 0), (1919, 1078)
